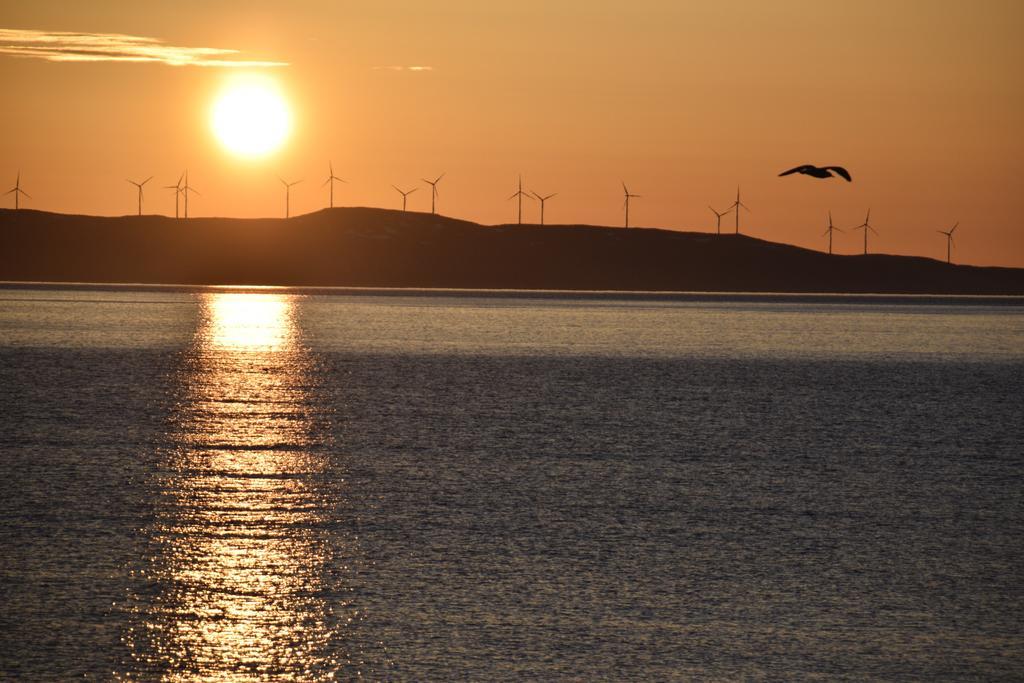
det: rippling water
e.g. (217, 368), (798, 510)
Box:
(1, 286), (1022, 680)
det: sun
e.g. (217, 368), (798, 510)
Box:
(211, 76), (291, 158)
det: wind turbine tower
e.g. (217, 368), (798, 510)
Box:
(852, 209), (878, 255)
(422, 173), (445, 214)
(279, 177), (302, 218)
(708, 205), (733, 235)
(181, 171), (199, 219)
(323, 162), (346, 209)
(5, 172), (30, 210)
(938, 222), (958, 264)
(392, 185), (417, 211)
(622, 182), (640, 228)
(532, 191), (557, 226)
(164, 173), (184, 219)
(823, 210), (844, 255)
(729, 186), (750, 234)
(508, 175), (532, 225)
(127, 176), (153, 216)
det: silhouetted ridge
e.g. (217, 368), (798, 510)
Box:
(1, 207), (1022, 294)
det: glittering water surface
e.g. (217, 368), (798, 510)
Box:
(1, 286), (1023, 680)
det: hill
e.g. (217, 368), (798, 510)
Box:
(2, 207), (1022, 294)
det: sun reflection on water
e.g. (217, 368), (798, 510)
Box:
(208, 293), (294, 352)
(126, 292), (354, 680)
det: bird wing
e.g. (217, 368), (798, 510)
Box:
(778, 165), (809, 177)
(826, 166), (852, 181)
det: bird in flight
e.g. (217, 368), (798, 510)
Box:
(778, 164), (852, 182)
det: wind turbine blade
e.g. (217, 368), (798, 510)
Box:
(435, 172), (445, 183)
(408, 187), (417, 194)
(950, 222), (959, 234)
(21, 190), (31, 198)
(4, 188), (16, 195)
(392, 185), (401, 193)
(142, 176), (153, 186)
(329, 162), (334, 175)
(621, 181), (629, 195)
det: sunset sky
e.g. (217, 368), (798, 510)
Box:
(1, 1), (1021, 266)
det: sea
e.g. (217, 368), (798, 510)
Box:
(1, 284), (1022, 681)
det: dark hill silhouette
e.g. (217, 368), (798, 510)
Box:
(2, 207), (1022, 294)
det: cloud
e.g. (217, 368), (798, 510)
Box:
(0, 29), (287, 67)
(372, 65), (434, 72)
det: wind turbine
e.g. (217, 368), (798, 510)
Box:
(392, 185), (417, 211)
(422, 173), (445, 214)
(279, 176), (302, 218)
(5, 171), (30, 210)
(181, 170), (199, 219)
(323, 162), (346, 209)
(938, 222), (958, 264)
(164, 172), (184, 219)
(823, 210), (844, 255)
(508, 175), (532, 225)
(728, 186), (750, 234)
(622, 182), (640, 228)
(851, 209), (878, 255)
(708, 205), (733, 235)
(127, 176), (153, 216)
(532, 190), (557, 226)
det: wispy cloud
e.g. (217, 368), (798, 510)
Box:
(0, 29), (287, 67)
(372, 65), (434, 72)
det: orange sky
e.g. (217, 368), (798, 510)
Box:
(1, 0), (1022, 266)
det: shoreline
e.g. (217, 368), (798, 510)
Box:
(4, 280), (1024, 307)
